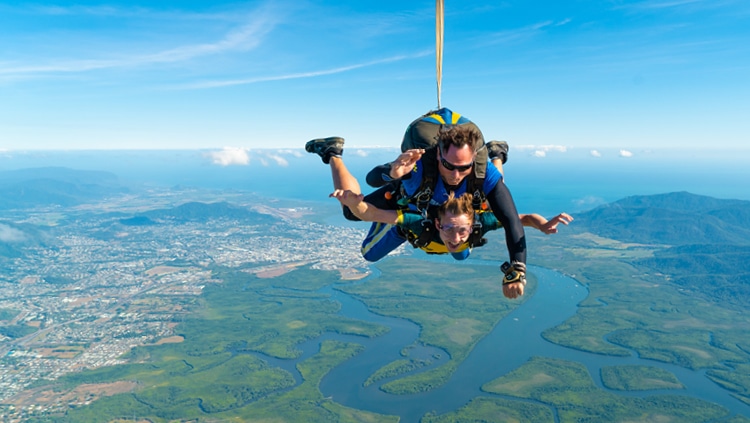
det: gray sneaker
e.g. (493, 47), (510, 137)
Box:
(305, 137), (345, 164)
(487, 140), (509, 164)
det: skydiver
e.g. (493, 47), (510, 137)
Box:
(306, 122), (553, 299)
(331, 187), (572, 281)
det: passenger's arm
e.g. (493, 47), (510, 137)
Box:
(330, 189), (398, 224)
(520, 213), (573, 234)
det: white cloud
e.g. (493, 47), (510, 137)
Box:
(517, 144), (569, 158)
(181, 52), (426, 90)
(207, 148), (298, 167)
(206, 147), (250, 166)
(353, 149), (369, 157)
(266, 154), (289, 167)
(543, 145), (567, 153)
(516, 144), (568, 153)
(278, 149), (303, 158)
(0, 5), (280, 78)
(619, 149), (634, 158)
(590, 150), (602, 157)
(0, 224), (26, 243)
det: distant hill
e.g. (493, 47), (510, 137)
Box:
(574, 191), (750, 246)
(574, 191), (750, 309)
(138, 201), (278, 224)
(0, 167), (128, 210)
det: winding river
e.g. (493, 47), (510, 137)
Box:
(258, 264), (750, 422)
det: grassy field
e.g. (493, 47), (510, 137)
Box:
(477, 229), (750, 407)
(601, 365), (684, 391)
(482, 356), (735, 423)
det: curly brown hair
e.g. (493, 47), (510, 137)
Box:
(438, 125), (483, 155)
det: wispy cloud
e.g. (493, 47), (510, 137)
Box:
(0, 224), (26, 243)
(266, 154), (289, 167)
(513, 144), (568, 158)
(517, 144), (568, 152)
(618, 0), (708, 11)
(0, 5), (280, 78)
(179, 52), (429, 90)
(590, 149), (602, 157)
(619, 149), (634, 158)
(278, 149), (303, 158)
(24, 4), (247, 21)
(481, 19), (573, 46)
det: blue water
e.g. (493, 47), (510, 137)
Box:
(248, 264), (750, 422)
(2, 148), (749, 215)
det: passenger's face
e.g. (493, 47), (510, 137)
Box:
(436, 211), (473, 252)
(438, 144), (475, 186)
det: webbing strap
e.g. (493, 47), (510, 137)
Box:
(436, 0), (444, 109)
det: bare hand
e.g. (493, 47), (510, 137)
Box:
(539, 212), (574, 234)
(389, 149), (425, 179)
(503, 281), (525, 299)
(329, 189), (364, 208)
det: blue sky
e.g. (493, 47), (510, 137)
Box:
(1, 0), (749, 153)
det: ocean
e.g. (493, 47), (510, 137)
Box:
(2, 147), (749, 216)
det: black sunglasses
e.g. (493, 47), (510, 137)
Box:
(440, 156), (474, 172)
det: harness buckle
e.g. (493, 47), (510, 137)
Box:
(414, 187), (433, 212)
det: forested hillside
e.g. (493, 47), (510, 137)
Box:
(575, 192), (750, 309)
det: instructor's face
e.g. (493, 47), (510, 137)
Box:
(438, 144), (475, 186)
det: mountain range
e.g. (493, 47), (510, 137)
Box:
(0, 167), (128, 210)
(574, 191), (750, 309)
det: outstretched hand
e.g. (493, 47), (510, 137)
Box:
(503, 281), (525, 299)
(539, 212), (574, 234)
(329, 189), (365, 208)
(389, 149), (425, 179)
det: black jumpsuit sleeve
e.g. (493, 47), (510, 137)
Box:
(366, 163), (396, 188)
(486, 182), (527, 264)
